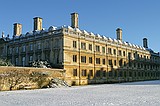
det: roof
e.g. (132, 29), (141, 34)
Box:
(7, 25), (157, 53)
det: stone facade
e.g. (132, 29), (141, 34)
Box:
(1, 13), (160, 86)
(0, 38), (5, 58)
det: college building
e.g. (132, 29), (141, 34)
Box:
(1, 13), (160, 85)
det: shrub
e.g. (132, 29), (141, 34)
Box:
(0, 59), (13, 66)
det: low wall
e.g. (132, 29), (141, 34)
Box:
(0, 66), (65, 91)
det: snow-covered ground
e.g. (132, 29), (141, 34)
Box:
(0, 80), (160, 106)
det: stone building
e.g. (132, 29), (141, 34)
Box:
(1, 13), (160, 85)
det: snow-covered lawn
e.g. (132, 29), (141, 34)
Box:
(0, 80), (160, 106)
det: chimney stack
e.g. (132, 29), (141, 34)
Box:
(71, 13), (79, 28)
(13, 23), (22, 36)
(116, 28), (122, 41)
(143, 38), (148, 48)
(33, 17), (42, 31)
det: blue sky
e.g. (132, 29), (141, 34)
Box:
(0, 0), (160, 52)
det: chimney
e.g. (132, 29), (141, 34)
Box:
(116, 28), (122, 41)
(143, 38), (148, 48)
(13, 23), (22, 36)
(33, 17), (42, 31)
(71, 13), (79, 28)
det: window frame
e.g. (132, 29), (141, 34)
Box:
(89, 44), (92, 51)
(89, 57), (92, 64)
(102, 46), (105, 53)
(81, 42), (86, 50)
(96, 58), (101, 64)
(73, 69), (78, 76)
(82, 69), (87, 76)
(73, 41), (77, 48)
(102, 58), (105, 65)
(73, 55), (77, 62)
(81, 56), (86, 63)
(96, 45), (100, 52)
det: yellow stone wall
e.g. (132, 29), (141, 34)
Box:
(63, 29), (160, 86)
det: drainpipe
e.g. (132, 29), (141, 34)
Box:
(78, 34), (80, 85)
(93, 40), (96, 83)
(106, 43), (108, 82)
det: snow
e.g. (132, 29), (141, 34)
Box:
(139, 46), (144, 50)
(74, 28), (81, 33)
(142, 47), (146, 50)
(123, 41), (128, 45)
(118, 40), (122, 44)
(33, 30), (40, 35)
(14, 35), (20, 39)
(48, 26), (57, 31)
(108, 37), (113, 41)
(0, 80), (159, 106)
(63, 25), (73, 30)
(113, 39), (118, 43)
(128, 43), (133, 47)
(56, 26), (63, 30)
(26, 31), (33, 36)
(132, 44), (136, 48)
(96, 34), (101, 38)
(102, 36), (108, 40)
(136, 45), (140, 48)
(89, 32), (95, 37)
(19, 34), (25, 38)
